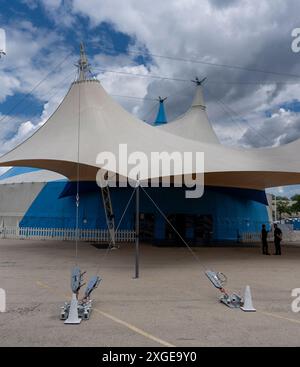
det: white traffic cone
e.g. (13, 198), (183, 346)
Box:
(0, 288), (6, 313)
(240, 285), (256, 312)
(64, 293), (81, 324)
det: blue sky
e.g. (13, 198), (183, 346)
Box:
(0, 1), (138, 117)
(1, 0), (300, 197)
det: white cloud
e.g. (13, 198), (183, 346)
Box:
(42, 0), (62, 9)
(239, 107), (300, 148)
(0, 20), (74, 102)
(267, 185), (300, 198)
(97, 64), (151, 116)
(0, 72), (20, 102)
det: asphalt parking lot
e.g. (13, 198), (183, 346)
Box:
(0, 239), (300, 347)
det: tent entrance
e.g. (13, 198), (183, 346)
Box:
(138, 213), (155, 241)
(165, 214), (213, 245)
(195, 215), (213, 244)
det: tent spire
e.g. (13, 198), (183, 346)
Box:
(191, 77), (206, 110)
(154, 96), (168, 125)
(191, 77), (207, 86)
(77, 42), (90, 81)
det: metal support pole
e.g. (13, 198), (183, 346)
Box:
(134, 176), (140, 279)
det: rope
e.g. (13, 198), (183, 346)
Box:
(143, 102), (159, 124)
(94, 185), (138, 275)
(111, 94), (156, 101)
(93, 66), (300, 85)
(166, 85), (192, 101)
(0, 70), (76, 133)
(140, 186), (208, 271)
(205, 87), (276, 147)
(90, 43), (300, 80)
(0, 53), (73, 125)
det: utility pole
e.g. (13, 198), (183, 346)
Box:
(134, 175), (140, 279)
(274, 195), (277, 222)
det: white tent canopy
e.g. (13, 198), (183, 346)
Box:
(1, 50), (300, 190)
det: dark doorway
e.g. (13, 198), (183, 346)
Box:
(165, 214), (186, 244)
(195, 214), (213, 244)
(165, 213), (213, 245)
(139, 213), (155, 241)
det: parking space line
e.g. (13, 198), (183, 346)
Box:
(259, 310), (300, 325)
(36, 280), (175, 347)
(93, 308), (175, 347)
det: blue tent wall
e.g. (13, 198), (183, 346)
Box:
(132, 187), (268, 241)
(20, 181), (107, 229)
(20, 183), (269, 241)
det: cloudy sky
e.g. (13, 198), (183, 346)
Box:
(1, 0), (300, 196)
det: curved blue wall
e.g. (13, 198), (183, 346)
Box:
(20, 183), (269, 242)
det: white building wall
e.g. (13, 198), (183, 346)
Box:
(0, 182), (45, 227)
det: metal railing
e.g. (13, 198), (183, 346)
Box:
(0, 227), (136, 242)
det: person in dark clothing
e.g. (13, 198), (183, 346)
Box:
(261, 224), (270, 255)
(273, 223), (282, 255)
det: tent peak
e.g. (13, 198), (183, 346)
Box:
(192, 84), (206, 110)
(191, 77), (207, 86)
(154, 96), (168, 125)
(76, 42), (92, 81)
(158, 96), (167, 103)
(191, 77), (207, 110)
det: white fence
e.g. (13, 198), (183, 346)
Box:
(0, 227), (136, 242)
(241, 228), (300, 243)
(241, 232), (272, 243)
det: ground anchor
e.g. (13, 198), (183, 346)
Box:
(61, 267), (101, 323)
(205, 270), (256, 311)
